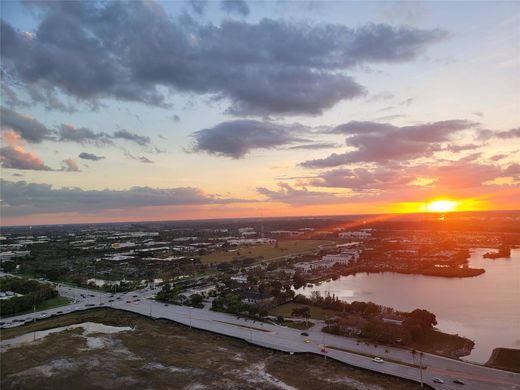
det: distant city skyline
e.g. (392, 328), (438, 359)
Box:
(1, 0), (519, 225)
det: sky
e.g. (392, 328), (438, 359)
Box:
(0, 0), (519, 226)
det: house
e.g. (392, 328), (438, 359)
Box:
(242, 292), (274, 305)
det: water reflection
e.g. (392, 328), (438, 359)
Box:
(295, 248), (520, 364)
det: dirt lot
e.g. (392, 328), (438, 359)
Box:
(1, 309), (420, 390)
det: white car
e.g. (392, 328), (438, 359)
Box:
(433, 377), (444, 384)
(372, 357), (384, 363)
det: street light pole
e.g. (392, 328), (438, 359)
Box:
(419, 352), (424, 388)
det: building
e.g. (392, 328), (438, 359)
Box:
(322, 254), (352, 266)
(270, 230), (304, 238)
(227, 238), (276, 246)
(230, 275), (248, 283)
(338, 230), (372, 239)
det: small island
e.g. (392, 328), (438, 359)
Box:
(483, 246), (511, 259)
(486, 347), (520, 372)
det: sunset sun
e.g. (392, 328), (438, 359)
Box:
(427, 200), (460, 213)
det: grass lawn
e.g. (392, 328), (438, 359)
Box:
(270, 302), (337, 320)
(36, 296), (74, 311)
(200, 239), (334, 264)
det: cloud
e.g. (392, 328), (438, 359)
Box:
(58, 124), (150, 146)
(444, 143), (481, 152)
(302, 120), (475, 168)
(138, 156), (153, 164)
(61, 158), (79, 172)
(112, 129), (150, 146)
(78, 152), (105, 161)
(287, 142), (338, 150)
(309, 157), (518, 194)
(257, 183), (347, 206)
(189, 0), (207, 15)
(221, 0), (250, 16)
(0, 179), (252, 217)
(57, 124), (111, 145)
(0, 106), (53, 143)
(0, 146), (52, 171)
(310, 166), (412, 191)
(0, 130), (52, 171)
(124, 150), (154, 164)
(191, 120), (310, 158)
(1, 2), (447, 115)
(478, 127), (520, 140)
(494, 127), (520, 139)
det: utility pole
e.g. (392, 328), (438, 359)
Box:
(33, 304), (36, 341)
(419, 352), (424, 388)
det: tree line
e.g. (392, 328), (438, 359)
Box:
(0, 277), (58, 316)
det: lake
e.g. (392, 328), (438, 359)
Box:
(295, 248), (520, 363)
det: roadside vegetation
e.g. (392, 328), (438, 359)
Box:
(279, 292), (474, 359)
(486, 348), (520, 373)
(0, 277), (58, 317)
(1, 308), (420, 389)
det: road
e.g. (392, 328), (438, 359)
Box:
(2, 285), (519, 390)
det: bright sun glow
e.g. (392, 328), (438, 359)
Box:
(427, 200), (460, 213)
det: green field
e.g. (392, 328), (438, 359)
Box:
(1, 309), (420, 389)
(270, 302), (338, 320)
(200, 239), (334, 264)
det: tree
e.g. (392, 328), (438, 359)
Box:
(407, 309), (437, 329)
(189, 293), (204, 308)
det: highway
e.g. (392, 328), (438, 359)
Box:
(2, 285), (519, 390)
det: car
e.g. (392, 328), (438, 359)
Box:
(433, 378), (444, 384)
(109, 299), (114, 302)
(127, 300), (132, 303)
(300, 332), (309, 336)
(56, 311), (63, 314)
(372, 357), (384, 363)
(303, 339), (311, 344)
(453, 379), (465, 385)
(133, 295), (138, 298)
(39, 313), (48, 318)
(164, 304), (169, 306)
(85, 303), (95, 307)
